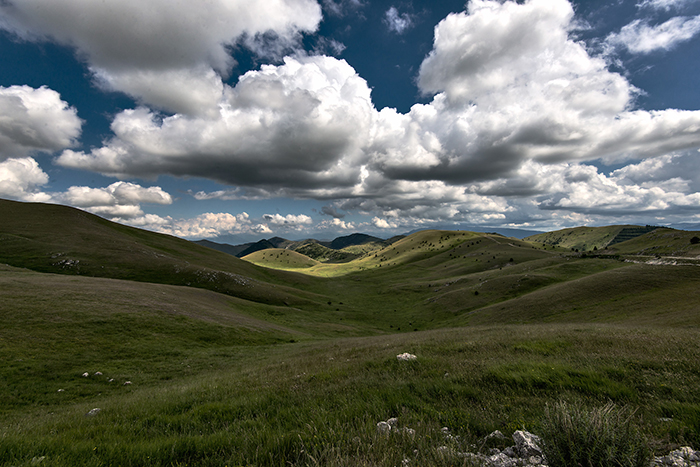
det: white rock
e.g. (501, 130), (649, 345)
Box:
(512, 430), (543, 457)
(377, 421), (391, 435)
(123, 381), (132, 385)
(387, 417), (399, 426)
(94, 371), (102, 376)
(86, 408), (101, 416)
(488, 452), (517, 467)
(397, 353), (417, 361)
(82, 372), (89, 377)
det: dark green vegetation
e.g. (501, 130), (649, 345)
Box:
(2, 198), (700, 466)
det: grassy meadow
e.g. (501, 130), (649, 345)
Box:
(2, 199), (700, 466)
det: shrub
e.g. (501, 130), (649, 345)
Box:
(539, 401), (651, 467)
(690, 236), (700, 245)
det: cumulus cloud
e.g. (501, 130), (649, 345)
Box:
(57, 55), (376, 192)
(0, 157), (51, 202)
(606, 15), (700, 54)
(384, 7), (413, 34)
(263, 213), (313, 226)
(133, 212), (263, 239)
(0, 0), (322, 115)
(0, 85), (81, 160)
(321, 205), (345, 218)
(317, 217), (355, 230)
(55, 181), (172, 218)
(9, 0), (700, 233)
(372, 217), (398, 229)
(0, 158), (173, 220)
(370, 0), (700, 186)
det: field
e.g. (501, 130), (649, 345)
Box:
(1, 199), (700, 466)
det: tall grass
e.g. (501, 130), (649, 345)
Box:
(539, 401), (652, 467)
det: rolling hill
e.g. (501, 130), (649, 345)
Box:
(3, 198), (700, 466)
(524, 225), (663, 251)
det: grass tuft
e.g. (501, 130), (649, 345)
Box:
(539, 401), (652, 467)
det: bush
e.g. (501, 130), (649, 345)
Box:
(690, 236), (700, 245)
(539, 402), (651, 467)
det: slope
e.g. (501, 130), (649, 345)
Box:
(0, 199), (328, 309)
(525, 225), (636, 251)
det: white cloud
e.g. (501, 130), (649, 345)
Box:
(369, 0), (700, 186)
(318, 217), (355, 230)
(0, 157), (51, 202)
(57, 55), (376, 191)
(55, 181), (172, 218)
(637, 0), (693, 11)
(372, 217), (398, 229)
(385, 7), (413, 34)
(0, 0), (322, 115)
(0, 157), (173, 220)
(606, 15), (700, 54)
(263, 213), (313, 226)
(12, 0), (700, 233)
(145, 212), (258, 239)
(0, 85), (81, 160)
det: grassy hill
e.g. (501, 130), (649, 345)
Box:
(524, 225), (659, 251)
(3, 199), (700, 466)
(0, 198), (332, 310)
(602, 227), (700, 258)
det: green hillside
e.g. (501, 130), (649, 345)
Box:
(525, 225), (650, 251)
(3, 199), (700, 466)
(603, 227), (700, 258)
(0, 198), (329, 309)
(244, 248), (320, 269)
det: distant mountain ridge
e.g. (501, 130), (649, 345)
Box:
(195, 232), (394, 259)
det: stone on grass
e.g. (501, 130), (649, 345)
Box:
(86, 408), (101, 416)
(377, 421), (391, 435)
(653, 446), (700, 467)
(396, 353), (417, 361)
(82, 372), (89, 377)
(512, 430), (543, 458)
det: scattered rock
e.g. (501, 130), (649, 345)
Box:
(57, 389), (64, 392)
(512, 430), (544, 458)
(397, 353), (417, 361)
(377, 421), (391, 435)
(486, 430), (506, 440)
(86, 408), (101, 416)
(123, 381), (132, 385)
(82, 372), (89, 377)
(94, 371), (102, 376)
(652, 446), (700, 467)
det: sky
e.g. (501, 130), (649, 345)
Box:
(2, 0), (700, 243)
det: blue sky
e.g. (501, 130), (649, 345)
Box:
(2, 0), (700, 243)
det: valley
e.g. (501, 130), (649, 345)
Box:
(1, 198), (700, 466)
